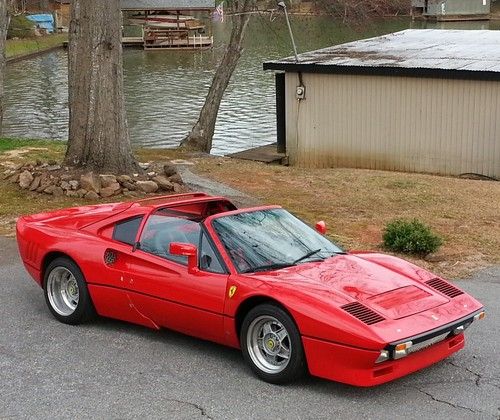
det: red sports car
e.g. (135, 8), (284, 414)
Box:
(16, 192), (485, 386)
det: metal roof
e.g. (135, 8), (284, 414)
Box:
(120, 0), (215, 11)
(264, 29), (500, 81)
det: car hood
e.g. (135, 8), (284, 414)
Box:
(256, 254), (449, 320)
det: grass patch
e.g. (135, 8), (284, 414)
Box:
(6, 34), (67, 59)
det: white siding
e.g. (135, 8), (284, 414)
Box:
(285, 72), (500, 178)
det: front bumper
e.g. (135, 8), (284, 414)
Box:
(302, 308), (484, 386)
(303, 333), (465, 387)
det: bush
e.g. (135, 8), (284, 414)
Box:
(8, 15), (35, 39)
(383, 219), (443, 256)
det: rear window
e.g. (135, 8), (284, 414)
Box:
(113, 216), (144, 245)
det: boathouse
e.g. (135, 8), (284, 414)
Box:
(264, 30), (500, 179)
(411, 0), (490, 21)
(120, 0), (215, 50)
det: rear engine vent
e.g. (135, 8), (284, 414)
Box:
(425, 278), (464, 298)
(341, 302), (385, 325)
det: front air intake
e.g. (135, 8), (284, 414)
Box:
(341, 302), (385, 325)
(425, 278), (464, 298)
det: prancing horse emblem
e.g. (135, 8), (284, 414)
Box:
(228, 286), (237, 298)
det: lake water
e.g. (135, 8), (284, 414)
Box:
(3, 16), (499, 155)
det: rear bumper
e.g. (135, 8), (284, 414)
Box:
(303, 333), (464, 387)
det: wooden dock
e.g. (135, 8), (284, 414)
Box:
(227, 143), (286, 164)
(64, 36), (213, 50)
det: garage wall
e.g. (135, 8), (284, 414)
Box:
(285, 72), (500, 178)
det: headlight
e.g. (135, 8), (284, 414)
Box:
(375, 350), (390, 363)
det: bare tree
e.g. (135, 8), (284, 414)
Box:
(0, 0), (9, 133)
(180, 0), (254, 152)
(65, 0), (138, 173)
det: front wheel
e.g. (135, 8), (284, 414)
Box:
(43, 257), (94, 325)
(240, 303), (306, 384)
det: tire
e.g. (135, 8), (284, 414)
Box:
(240, 303), (306, 384)
(43, 257), (95, 325)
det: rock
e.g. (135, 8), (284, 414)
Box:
(100, 187), (116, 198)
(60, 174), (72, 181)
(84, 191), (100, 200)
(100, 182), (121, 198)
(46, 165), (61, 171)
(66, 190), (79, 198)
(14, 163), (24, 171)
(99, 174), (117, 188)
(138, 162), (150, 170)
(163, 163), (177, 177)
(52, 187), (64, 197)
(35, 159), (42, 166)
(147, 171), (156, 177)
(173, 183), (187, 193)
(43, 185), (56, 195)
(69, 180), (79, 190)
(153, 176), (174, 191)
(8, 173), (20, 184)
(80, 172), (101, 193)
(117, 175), (132, 183)
(122, 181), (136, 191)
(76, 189), (88, 198)
(47, 159), (57, 166)
(29, 176), (41, 191)
(168, 173), (184, 185)
(136, 180), (159, 193)
(19, 170), (34, 189)
(60, 181), (71, 191)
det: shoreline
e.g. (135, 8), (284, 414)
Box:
(6, 44), (65, 64)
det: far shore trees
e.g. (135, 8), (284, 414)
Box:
(65, 0), (138, 173)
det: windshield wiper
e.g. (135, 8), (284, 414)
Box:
(293, 248), (322, 265)
(241, 262), (295, 273)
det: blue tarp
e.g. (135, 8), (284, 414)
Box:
(26, 14), (54, 33)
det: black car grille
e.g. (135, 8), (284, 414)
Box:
(425, 278), (464, 298)
(341, 302), (385, 325)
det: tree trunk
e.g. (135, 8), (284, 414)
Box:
(65, 0), (138, 174)
(180, 2), (252, 153)
(0, 0), (9, 133)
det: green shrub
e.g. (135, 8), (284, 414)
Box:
(8, 15), (35, 39)
(383, 219), (443, 256)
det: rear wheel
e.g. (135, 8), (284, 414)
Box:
(43, 257), (94, 325)
(240, 304), (306, 384)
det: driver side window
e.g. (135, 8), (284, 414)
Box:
(140, 213), (201, 265)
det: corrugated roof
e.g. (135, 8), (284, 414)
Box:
(121, 0), (215, 10)
(264, 30), (500, 80)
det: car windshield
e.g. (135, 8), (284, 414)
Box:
(211, 208), (344, 273)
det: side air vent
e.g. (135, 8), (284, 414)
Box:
(341, 302), (385, 325)
(425, 278), (464, 298)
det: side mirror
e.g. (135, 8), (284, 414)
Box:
(169, 242), (199, 274)
(315, 221), (327, 235)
